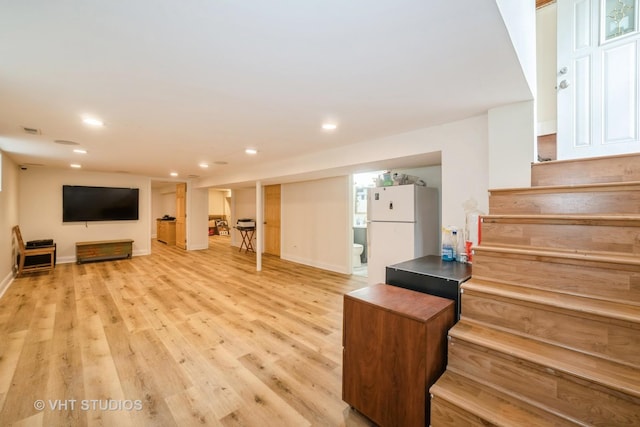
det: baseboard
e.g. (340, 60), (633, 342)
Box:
(281, 253), (350, 275)
(0, 270), (15, 299)
(188, 244), (209, 251)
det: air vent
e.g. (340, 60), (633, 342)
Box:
(54, 139), (80, 145)
(187, 174), (200, 179)
(22, 126), (41, 135)
(213, 161), (228, 165)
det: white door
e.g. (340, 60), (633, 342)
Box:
(367, 221), (415, 286)
(557, 0), (640, 159)
(367, 185), (415, 223)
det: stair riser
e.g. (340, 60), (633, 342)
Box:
(471, 250), (640, 305)
(489, 190), (640, 215)
(461, 292), (640, 366)
(481, 222), (640, 255)
(448, 338), (640, 426)
(531, 153), (640, 186)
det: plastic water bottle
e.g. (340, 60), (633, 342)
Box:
(442, 227), (454, 262)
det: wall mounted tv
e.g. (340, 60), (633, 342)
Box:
(63, 185), (139, 222)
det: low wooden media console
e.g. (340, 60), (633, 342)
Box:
(76, 239), (134, 264)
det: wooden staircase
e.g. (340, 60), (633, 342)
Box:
(429, 153), (640, 426)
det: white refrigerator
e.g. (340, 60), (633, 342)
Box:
(366, 184), (439, 285)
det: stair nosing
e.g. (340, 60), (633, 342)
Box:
(449, 319), (640, 399)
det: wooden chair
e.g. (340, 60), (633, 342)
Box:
(12, 225), (55, 276)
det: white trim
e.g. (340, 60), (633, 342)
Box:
(0, 271), (15, 299)
(281, 253), (350, 275)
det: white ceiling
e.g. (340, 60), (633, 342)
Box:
(0, 0), (532, 186)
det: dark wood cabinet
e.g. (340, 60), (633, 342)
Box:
(343, 284), (455, 426)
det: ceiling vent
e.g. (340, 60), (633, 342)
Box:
(22, 126), (41, 135)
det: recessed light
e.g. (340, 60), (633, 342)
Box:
(70, 163), (82, 169)
(199, 163), (209, 169)
(170, 172), (178, 177)
(73, 149), (87, 154)
(322, 123), (337, 131)
(82, 117), (104, 127)
(245, 148), (258, 155)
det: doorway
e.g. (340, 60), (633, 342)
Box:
(352, 172), (380, 276)
(264, 184), (281, 257)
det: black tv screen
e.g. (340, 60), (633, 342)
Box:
(63, 185), (139, 222)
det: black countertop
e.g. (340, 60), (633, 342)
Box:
(386, 255), (472, 283)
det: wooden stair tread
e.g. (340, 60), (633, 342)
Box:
(462, 278), (640, 323)
(474, 244), (640, 267)
(489, 180), (640, 195)
(449, 319), (640, 398)
(430, 371), (577, 427)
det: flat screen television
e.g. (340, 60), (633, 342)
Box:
(63, 185), (139, 222)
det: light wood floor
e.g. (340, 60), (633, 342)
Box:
(0, 236), (374, 426)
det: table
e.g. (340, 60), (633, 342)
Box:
(235, 226), (255, 252)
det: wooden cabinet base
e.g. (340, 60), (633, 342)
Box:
(343, 284), (455, 426)
(76, 239), (134, 264)
(157, 219), (176, 245)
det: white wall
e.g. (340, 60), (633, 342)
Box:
(231, 188), (257, 249)
(188, 185), (209, 251)
(0, 152), (19, 295)
(208, 189), (230, 217)
(536, 2), (558, 135)
(281, 176), (351, 274)
(496, 0), (537, 96)
(488, 100), (535, 189)
(440, 120), (490, 229)
(18, 168), (152, 263)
